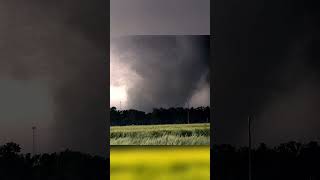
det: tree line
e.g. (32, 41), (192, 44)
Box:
(110, 106), (210, 126)
(0, 142), (108, 180)
(213, 141), (320, 180)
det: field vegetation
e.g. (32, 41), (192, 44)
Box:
(110, 123), (210, 145)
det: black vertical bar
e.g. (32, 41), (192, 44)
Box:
(210, 0), (216, 178)
(248, 116), (252, 180)
(106, 0), (110, 158)
(107, 0), (110, 179)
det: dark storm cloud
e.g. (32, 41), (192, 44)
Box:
(111, 0), (210, 36)
(213, 0), (320, 146)
(111, 36), (209, 112)
(0, 0), (107, 156)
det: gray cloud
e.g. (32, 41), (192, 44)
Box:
(111, 0), (210, 37)
(0, 0), (107, 156)
(213, 0), (320, 147)
(111, 35), (210, 112)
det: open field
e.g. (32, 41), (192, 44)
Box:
(111, 146), (210, 180)
(110, 123), (210, 145)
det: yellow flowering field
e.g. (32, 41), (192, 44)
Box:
(111, 146), (210, 180)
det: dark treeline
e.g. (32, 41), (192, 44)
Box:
(213, 141), (320, 180)
(0, 142), (108, 180)
(110, 106), (210, 126)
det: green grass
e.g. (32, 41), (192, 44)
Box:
(110, 123), (210, 145)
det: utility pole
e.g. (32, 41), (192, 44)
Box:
(32, 126), (36, 156)
(187, 99), (190, 124)
(120, 101), (122, 111)
(248, 116), (252, 180)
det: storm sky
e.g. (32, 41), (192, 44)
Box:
(213, 0), (320, 147)
(0, 0), (107, 156)
(110, 36), (210, 112)
(111, 0), (210, 37)
(0, 0), (209, 155)
(2, 0), (318, 153)
(110, 0), (210, 112)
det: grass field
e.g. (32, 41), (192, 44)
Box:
(110, 123), (210, 145)
(111, 146), (210, 180)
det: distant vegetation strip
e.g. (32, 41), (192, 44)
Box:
(111, 106), (210, 126)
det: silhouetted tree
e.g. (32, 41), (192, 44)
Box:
(0, 142), (21, 156)
(0, 142), (108, 180)
(213, 141), (320, 180)
(111, 106), (210, 126)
